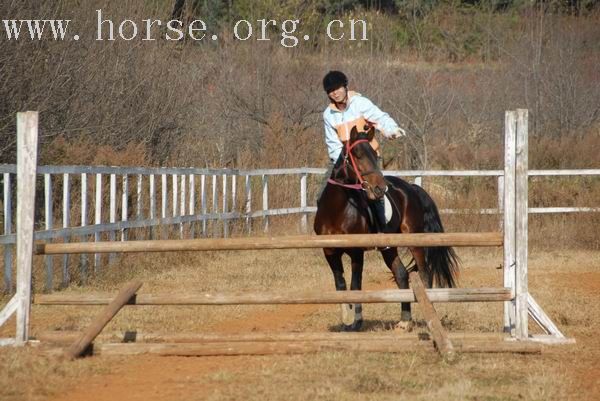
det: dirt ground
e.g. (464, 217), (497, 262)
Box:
(1, 248), (599, 401)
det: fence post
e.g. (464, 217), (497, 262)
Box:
(189, 174), (195, 238)
(503, 111), (516, 336)
(94, 173), (102, 272)
(149, 174), (155, 239)
(172, 174), (178, 218)
(121, 175), (129, 241)
(180, 174), (186, 239)
(109, 174), (116, 263)
(515, 109), (529, 340)
(161, 174), (167, 239)
(44, 174), (53, 292)
(300, 173), (307, 233)
(3, 173), (13, 293)
(200, 174), (206, 236)
(497, 175), (504, 231)
(222, 175), (229, 238)
(15, 111), (38, 345)
(136, 174), (143, 238)
(212, 175), (217, 237)
(80, 173), (88, 282)
(61, 173), (71, 287)
(231, 174), (237, 235)
(231, 174), (237, 215)
(245, 175), (252, 234)
(262, 175), (269, 233)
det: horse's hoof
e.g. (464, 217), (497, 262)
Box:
(394, 320), (414, 332)
(340, 304), (356, 326)
(342, 319), (363, 332)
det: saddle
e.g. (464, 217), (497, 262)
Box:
(348, 190), (398, 234)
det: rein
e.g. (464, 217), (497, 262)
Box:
(329, 138), (379, 190)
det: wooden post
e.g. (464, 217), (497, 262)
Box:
(121, 175), (129, 241)
(79, 173), (88, 281)
(15, 111), (38, 345)
(94, 173), (102, 271)
(64, 281), (143, 359)
(180, 174), (185, 239)
(44, 174), (53, 292)
(149, 174), (155, 239)
(161, 173), (167, 239)
(211, 175), (217, 237)
(188, 174), (195, 238)
(222, 175), (229, 238)
(245, 175), (251, 234)
(262, 175), (269, 233)
(497, 175), (504, 231)
(231, 174), (237, 216)
(61, 173), (71, 287)
(108, 173), (116, 263)
(200, 174), (206, 236)
(300, 173), (307, 233)
(136, 174), (143, 238)
(3, 173), (13, 293)
(515, 109), (529, 340)
(172, 174), (178, 218)
(503, 111), (517, 335)
(408, 270), (454, 357)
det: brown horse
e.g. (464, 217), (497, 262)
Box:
(314, 126), (459, 331)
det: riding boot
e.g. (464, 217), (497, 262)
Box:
(372, 197), (387, 233)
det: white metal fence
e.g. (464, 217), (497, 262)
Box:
(1, 164), (599, 292)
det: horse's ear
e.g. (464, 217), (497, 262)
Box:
(349, 126), (359, 142)
(366, 125), (375, 142)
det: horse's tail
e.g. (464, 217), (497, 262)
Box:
(412, 184), (459, 288)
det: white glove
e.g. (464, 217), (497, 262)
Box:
(388, 127), (406, 139)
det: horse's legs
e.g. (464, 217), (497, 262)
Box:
(347, 249), (364, 331)
(381, 248), (412, 324)
(324, 249), (355, 330)
(324, 249), (346, 291)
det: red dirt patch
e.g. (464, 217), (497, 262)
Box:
(46, 303), (322, 401)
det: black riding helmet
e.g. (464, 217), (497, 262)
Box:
(323, 70), (348, 93)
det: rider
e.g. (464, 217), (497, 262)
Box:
(321, 70), (406, 232)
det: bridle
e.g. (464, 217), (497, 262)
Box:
(328, 138), (382, 192)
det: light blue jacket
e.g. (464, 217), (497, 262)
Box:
(323, 91), (400, 162)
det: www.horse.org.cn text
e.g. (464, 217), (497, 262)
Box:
(1, 9), (370, 48)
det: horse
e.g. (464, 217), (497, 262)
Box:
(313, 125), (459, 331)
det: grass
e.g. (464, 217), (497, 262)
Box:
(0, 247), (599, 401)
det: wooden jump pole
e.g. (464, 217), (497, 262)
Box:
(408, 270), (454, 357)
(64, 281), (142, 359)
(34, 287), (512, 306)
(72, 339), (542, 356)
(37, 330), (508, 344)
(35, 232), (503, 255)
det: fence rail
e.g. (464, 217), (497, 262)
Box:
(1, 164), (599, 292)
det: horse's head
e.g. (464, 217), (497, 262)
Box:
(341, 125), (387, 200)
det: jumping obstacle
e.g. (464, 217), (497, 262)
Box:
(0, 110), (572, 356)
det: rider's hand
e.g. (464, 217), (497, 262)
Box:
(388, 127), (406, 139)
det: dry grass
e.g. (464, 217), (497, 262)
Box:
(1, 247), (599, 401)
